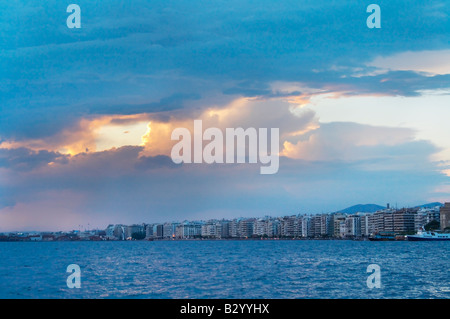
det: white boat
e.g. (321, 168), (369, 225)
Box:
(407, 227), (450, 241)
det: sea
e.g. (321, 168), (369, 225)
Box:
(0, 240), (448, 299)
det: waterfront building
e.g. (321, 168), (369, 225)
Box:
(313, 215), (321, 237)
(230, 219), (239, 238)
(267, 219), (280, 237)
(112, 224), (126, 240)
(213, 222), (223, 238)
(105, 224), (116, 239)
(153, 224), (164, 239)
(125, 224), (145, 239)
(145, 224), (154, 238)
(372, 209), (395, 233)
(254, 219), (268, 237)
(175, 222), (202, 239)
(280, 216), (296, 237)
(295, 216), (303, 237)
(163, 222), (179, 239)
(414, 212), (427, 232)
(320, 214), (332, 237)
(300, 215), (311, 238)
(237, 218), (254, 238)
(219, 220), (231, 238)
(393, 209), (416, 234)
(339, 221), (346, 238)
(384, 211), (394, 232)
(332, 213), (346, 238)
(358, 213), (371, 237)
(344, 215), (361, 238)
(440, 202), (450, 231)
(423, 207), (440, 224)
(201, 222), (217, 238)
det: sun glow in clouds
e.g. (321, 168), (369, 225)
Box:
(95, 121), (149, 152)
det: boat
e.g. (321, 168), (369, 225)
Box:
(406, 227), (450, 241)
(368, 232), (396, 241)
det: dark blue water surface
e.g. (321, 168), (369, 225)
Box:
(0, 240), (448, 299)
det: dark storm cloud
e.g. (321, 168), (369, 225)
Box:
(87, 93), (202, 115)
(1, 0), (449, 140)
(0, 147), (68, 171)
(135, 155), (180, 170)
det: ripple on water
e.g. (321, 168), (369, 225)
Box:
(0, 241), (448, 298)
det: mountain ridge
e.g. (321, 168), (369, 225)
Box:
(414, 202), (443, 209)
(335, 204), (385, 214)
(336, 202), (444, 214)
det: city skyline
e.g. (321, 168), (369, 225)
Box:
(2, 202), (446, 241)
(2, 201), (446, 234)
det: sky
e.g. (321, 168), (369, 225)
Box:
(1, 0), (450, 231)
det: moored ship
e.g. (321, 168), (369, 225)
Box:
(368, 232), (396, 241)
(406, 227), (450, 241)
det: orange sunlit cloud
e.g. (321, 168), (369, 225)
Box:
(0, 114), (151, 156)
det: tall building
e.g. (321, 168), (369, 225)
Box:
(393, 209), (416, 234)
(105, 224), (116, 239)
(295, 217), (303, 237)
(413, 207), (439, 232)
(125, 224), (144, 239)
(320, 214), (332, 237)
(230, 219), (238, 238)
(280, 216), (296, 237)
(254, 219), (268, 237)
(145, 224), (154, 238)
(440, 202), (450, 231)
(163, 222), (179, 239)
(372, 210), (395, 233)
(238, 219), (254, 237)
(153, 224), (164, 238)
(359, 213), (371, 237)
(219, 220), (231, 238)
(344, 215), (361, 238)
(332, 213), (346, 238)
(384, 211), (394, 232)
(201, 222), (217, 238)
(114, 225), (126, 240)
(177, 222), (202, 239)
(267, 219), (280, 238)
(311, 215), (322, 238)
(414, 212), (427, 232)
(302, 216), (312, 238)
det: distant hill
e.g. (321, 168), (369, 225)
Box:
(336, 204), (386, 214)
(415, 202), (443, 209)
(335, 202), (443, 214)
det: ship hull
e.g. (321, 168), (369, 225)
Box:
(407, 236), (450, 241)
